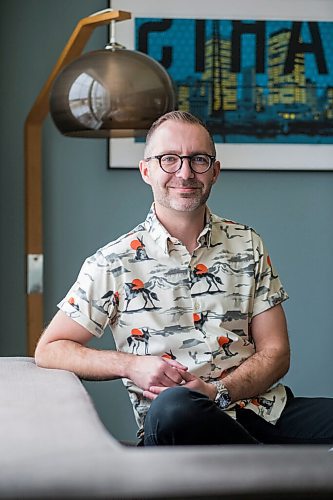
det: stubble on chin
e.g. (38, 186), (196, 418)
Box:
(163, 188), (211, 213)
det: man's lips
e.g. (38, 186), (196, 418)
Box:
(168, 184), (201, 190)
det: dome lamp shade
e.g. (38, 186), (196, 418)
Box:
(50, 47), (176, 138)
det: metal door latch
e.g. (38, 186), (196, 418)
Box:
(27, 254), (43, 294)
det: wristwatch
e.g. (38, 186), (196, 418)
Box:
(211, 379), (232, 410)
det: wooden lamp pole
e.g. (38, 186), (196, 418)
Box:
(24, 10), (131, 356)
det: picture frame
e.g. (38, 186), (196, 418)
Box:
(109, 0), (333, 170)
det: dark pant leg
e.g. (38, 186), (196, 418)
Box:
(143, 386), (259, 446)
(236, 393), (333, 445)
(274, 395), (333, 444)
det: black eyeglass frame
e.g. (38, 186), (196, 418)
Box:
(144, 153), (216, 174)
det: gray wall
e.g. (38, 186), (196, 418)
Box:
(1, 0), (332, 442)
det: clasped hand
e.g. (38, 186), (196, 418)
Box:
(129, 355), (215, 401)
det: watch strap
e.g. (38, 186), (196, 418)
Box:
(211, 379), (232, 409)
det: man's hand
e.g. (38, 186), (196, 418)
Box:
(143, 370), (216, 401)
(128, 355), (188, 391)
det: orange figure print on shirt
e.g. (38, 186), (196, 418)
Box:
(130, 237), (149, 261)
(124, 279), (159, 312)
(192, 263), (223, 293)
(217, 334), (237, 357)
(193, 312), (208, 337)
(127, 327), (150, 355)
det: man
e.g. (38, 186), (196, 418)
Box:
(35, 111), (333, 446)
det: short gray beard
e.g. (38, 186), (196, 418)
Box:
(156, 186), (211, 213)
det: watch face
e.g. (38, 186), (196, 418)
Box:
(216, 392), (231, 410)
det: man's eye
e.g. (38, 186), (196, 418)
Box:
(193, 155), (208, 164)
(162, 155), (177, 163)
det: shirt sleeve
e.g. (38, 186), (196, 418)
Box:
(57, 250), (117, 337)
(251, 230), (289, 318)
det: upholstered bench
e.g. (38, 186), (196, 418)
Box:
(1, 357), (332, 499)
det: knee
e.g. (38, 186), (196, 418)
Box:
(144, 387), (206, 437)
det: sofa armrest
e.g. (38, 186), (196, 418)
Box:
(1, 357), (333, 499)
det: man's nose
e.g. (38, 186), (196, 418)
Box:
(175, 157), (195, 179)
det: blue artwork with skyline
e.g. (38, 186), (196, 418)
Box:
(136, 18), (333, 144)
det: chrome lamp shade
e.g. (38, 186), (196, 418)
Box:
(50, 48), (176, 138)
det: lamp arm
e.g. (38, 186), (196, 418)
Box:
(24, 10), (131, 356)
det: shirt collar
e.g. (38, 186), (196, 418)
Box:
(200, 208), (213, 248)
(144, 204), (213, 254)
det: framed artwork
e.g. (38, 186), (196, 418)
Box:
(109, 0), (333, 170)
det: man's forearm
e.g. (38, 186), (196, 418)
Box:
(35, 340), (133, 381)
(35, 339), (189, 392)
(221, 347), (290, 403)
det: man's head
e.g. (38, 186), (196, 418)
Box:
(144, 111), (216, 159)
(140, 111), (220, 216)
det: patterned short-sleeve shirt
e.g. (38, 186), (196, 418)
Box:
(59, 205), (289, 436)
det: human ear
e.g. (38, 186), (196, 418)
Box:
(212, 160), (221, 183)
(139, 160), (152, 186)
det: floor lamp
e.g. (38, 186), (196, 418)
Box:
(24, 10), (131, 356)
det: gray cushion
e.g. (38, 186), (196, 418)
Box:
(1, 357), (333, 499)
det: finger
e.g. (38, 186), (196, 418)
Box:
(149, 386), (165, 395)
(157, 371), (182, 387)
(179, 370), (196, 382)
(163, 358), (188, 370)
(143, 386), (166, 400)
(164, 367), (186, 385)
(143, 390), (158, 400)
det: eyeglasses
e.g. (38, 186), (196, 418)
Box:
(144, 153), (216, 174)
